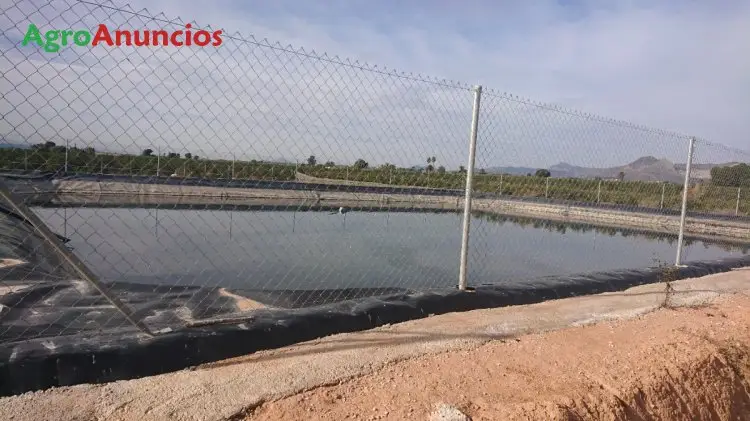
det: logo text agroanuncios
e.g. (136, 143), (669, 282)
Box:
(22, 23), (223, 53)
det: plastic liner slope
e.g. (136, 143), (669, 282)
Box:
(1, 251), (749, 397)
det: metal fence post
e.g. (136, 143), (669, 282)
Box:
(499, 173), (503, 196)
(64, 139), (69, 174)
(736, 187), (741, 216)
(597, 179), (602, 203)
(675, 137), (695, 266)
(545, 177), (550, 198)
(660, 182), (666, 209)
(458, 85), (482, 291)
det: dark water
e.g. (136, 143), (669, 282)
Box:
(32, 207), (749, 291)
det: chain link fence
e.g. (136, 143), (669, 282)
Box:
(691, 139), (750, 218)
(467, 89), (750, 286)
(1, 0), (749, 347)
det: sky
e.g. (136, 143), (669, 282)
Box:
(1, 0), (749, 170)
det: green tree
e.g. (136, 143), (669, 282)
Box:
(437, 166), (446, 174)
(353, 159), (369, 169)
(711, 163), (750, 187)
(426, 156), (437, 172)
(617, 171), (625, 182)
(185, 152), (192, 159)
(142, 149), (153, 156)
(307, 155), (316, 166)
(535, 169), (551, 177)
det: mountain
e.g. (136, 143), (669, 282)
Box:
(674, 161), (742, 180)
(548, 156), (685, 183)
(486, 156), (742, 183)
(674, 162), (742, 171)
(0, 142), (30, 149)
(484, 165), (538, 176)
(264, 157), (294, 164)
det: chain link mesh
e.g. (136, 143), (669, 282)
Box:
(468, 90), (750, 285)
(690, 139), (750, 219)
(1, 0), (749, 347)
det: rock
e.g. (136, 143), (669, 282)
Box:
(429, 403), (471, 421)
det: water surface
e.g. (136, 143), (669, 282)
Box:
(33, 207), (749, 292)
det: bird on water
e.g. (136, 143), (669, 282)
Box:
(329, 206), (349, 215)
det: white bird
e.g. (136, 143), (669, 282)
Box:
(329, 206), (349, 215)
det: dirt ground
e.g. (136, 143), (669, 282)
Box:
(1, 268), (749, 421)
(250, 292), (750, 421)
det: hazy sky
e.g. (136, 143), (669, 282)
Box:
(1, 0), (749, 169)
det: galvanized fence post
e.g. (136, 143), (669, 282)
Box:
(458, 85), (482, 291)
(64, 139), (69, 174)
(660, 182), (666, 209)
(675, 137), (695, 266)
(736, 187), (741, 216)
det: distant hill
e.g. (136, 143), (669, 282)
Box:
(263, 157), (294, 164)
(674, 161), (742, 181)
(549, 156), (684, 183)
(484, 165), (538, 176)
(0, 143), (30, 149)
(486, 156), (742, 183)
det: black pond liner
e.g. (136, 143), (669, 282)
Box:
(1, 254), (749, 397)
